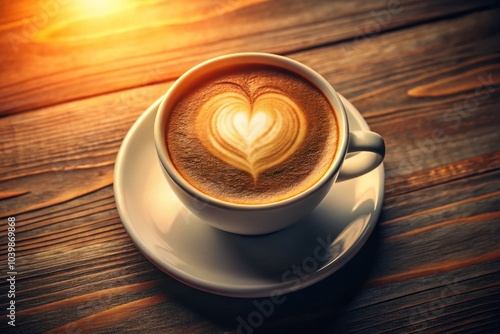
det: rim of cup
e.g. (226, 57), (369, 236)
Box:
(154, 52), (349, 210)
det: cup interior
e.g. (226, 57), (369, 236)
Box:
(154, 52), (349, 209)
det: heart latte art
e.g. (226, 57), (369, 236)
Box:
(166, 65), (338, 204)
(195, 90), (307, 181)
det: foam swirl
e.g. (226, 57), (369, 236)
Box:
(195, 88), (307, 181)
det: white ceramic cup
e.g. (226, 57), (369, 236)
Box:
(154, 53), (385, 235)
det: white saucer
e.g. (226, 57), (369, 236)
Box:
(114, 94), (385, 298)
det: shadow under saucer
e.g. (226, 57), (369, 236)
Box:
(157, 223), (381, 334)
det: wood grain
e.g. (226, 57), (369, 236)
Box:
(1, 1), (499, 333)
(0, 0), (498, 115)
(2, 8), (499, 217)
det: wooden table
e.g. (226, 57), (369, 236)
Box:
(1, 0), (499, 333)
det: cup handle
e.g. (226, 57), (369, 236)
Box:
(337, 130), (385, 181)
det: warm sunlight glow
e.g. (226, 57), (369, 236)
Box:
(34, 0), (269, 44)
(79, 0), (124, 16)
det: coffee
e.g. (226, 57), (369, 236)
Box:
(166, 64), (339, 204)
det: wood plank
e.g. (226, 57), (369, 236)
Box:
(385, 152), (500, 198)
(0, 0), (497, 114)
(2, 8), (499, 218)
(3, 170), (498, 333)
(345, 272), (500, 333)
(43, 295), (169, 334)
(332, 173), (500, 332)
(1, 6), (500, 334)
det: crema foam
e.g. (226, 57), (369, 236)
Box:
(166, 65), (339, 204)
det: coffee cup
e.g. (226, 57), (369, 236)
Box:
(154, 53), (385, 235)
